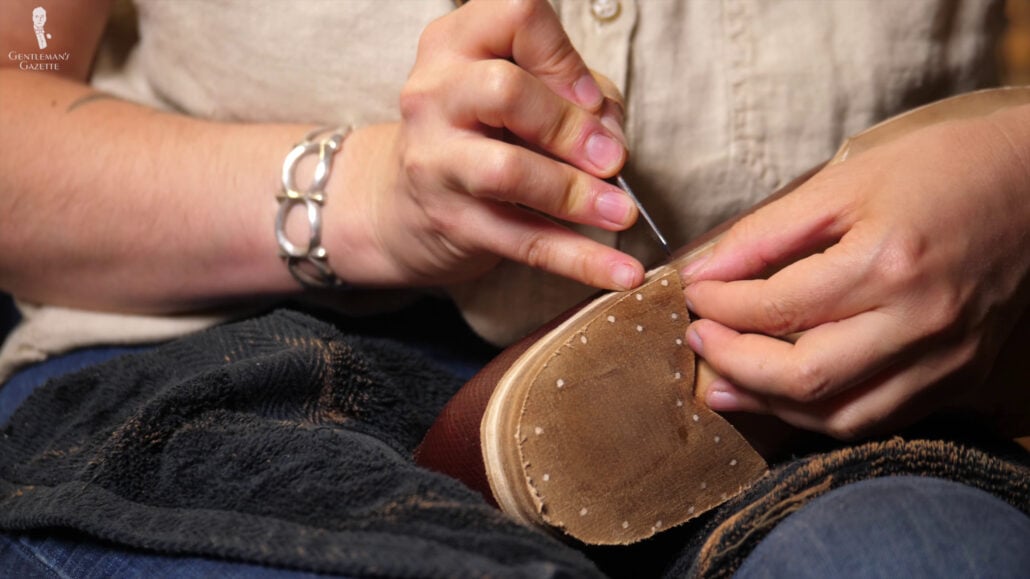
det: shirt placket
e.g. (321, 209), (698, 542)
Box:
(559, 0), (638, 101)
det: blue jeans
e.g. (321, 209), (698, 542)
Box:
(736, 476), (1030, 578)
(0, 533), (333, 579)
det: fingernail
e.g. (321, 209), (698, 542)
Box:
(706, 379), (741, 411)
(596, 190), (633, 226)
(601, 110), (627, 146)
(681, 254), (710, 281)
(686, 327), (703, 355)
(586, 132), (624, 173)
(611, 262), (640, 290)
(684, 292), (696, 313)
(573, 74), (603, 108)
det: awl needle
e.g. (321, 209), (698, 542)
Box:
(615, 174), (672, 257)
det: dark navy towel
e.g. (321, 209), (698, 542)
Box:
(0, 309), (602, 578)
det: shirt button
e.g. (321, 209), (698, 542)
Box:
(590, 0), (621, 22)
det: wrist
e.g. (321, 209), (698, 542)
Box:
(318, 123), (407, 287)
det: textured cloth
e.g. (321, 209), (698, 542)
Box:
(734, 477), (1030, 578)
(2, 308), (1029, 577)
(0, 0), (1005, 378)
(669, 436), (1030, 578)
(0, 309), (602, 578)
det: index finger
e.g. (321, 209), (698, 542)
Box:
(685, 231), (880, 336)
(431, 0), (604, 111)
(687, 309), (908, 403)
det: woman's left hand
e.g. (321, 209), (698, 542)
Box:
(682, 104), (1030, 440)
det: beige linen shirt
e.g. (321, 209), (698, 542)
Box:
(0, 0), (1003, 381)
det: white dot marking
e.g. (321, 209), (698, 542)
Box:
(542, 473), (550, 482)
(692, 414), (700, 422)
(730, 459), (738, 466)
(700, 481), (707, 490)
(580, 507), (588, 516)
(607, 315), (616, 323)
(635, 293), (643, 301)
(676, 399), (683, 407)
(622, 521), (629, 529)
(688, 506), (695, 514)
(671, 312), (679, 320)
(556, 379), (565, 389)
(674, 371), (682, 380)
(675, 338), (683, 346)
(714, 436), (721, 443)
(534, 426), (544, 435)
(661, 279), (669, 286)
(636, 324), (644, 332)
(580, 335), (588, 345)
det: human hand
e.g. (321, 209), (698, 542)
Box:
(682, 106), (1030, 439)
(332, 0), (642, 290)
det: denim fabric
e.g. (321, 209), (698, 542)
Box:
(0, 533), (339, 579)
(0, 346), (152, 426)
(736, 475), (1030, 579)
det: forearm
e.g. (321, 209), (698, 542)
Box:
(0, 0), (663, 313)
(0, 70), (313, 312)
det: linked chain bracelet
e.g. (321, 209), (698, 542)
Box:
(274, 126), (351, 289)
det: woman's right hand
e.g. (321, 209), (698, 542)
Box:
(330, 0), (645, 291)
(0, 0), (640, 313)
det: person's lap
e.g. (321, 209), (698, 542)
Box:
(1, 343), (349, 578)
(1, 301), (1027, 578)
(736, 476), (1030, 579)
(0, 299), (502, 578)
(0, 532), (337, 579)
(4, 476), (1026, 578)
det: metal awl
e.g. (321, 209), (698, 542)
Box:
(614, 174), (672, 257)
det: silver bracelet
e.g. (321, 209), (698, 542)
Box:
(275, 126), (351, 289)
